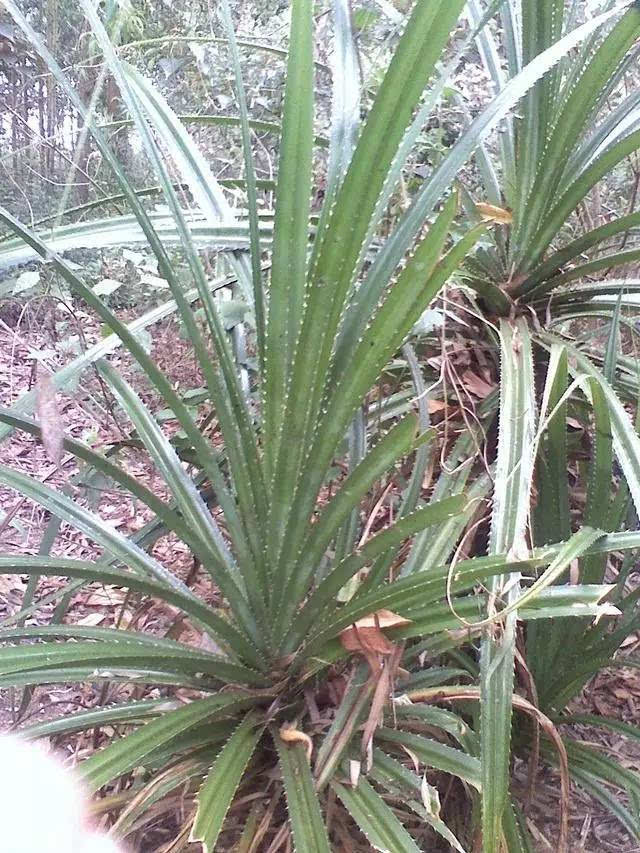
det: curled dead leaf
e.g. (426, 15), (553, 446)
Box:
(279, 724), (313, 762)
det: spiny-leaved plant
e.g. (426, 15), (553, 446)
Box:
(1, 0), (640, 850)
(410, 2), (640, 847)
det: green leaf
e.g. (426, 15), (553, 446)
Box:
(333, 775), (421, 853)
(331, 191), (459, 393)
(503, 528), (605, 618)
(314, 663), (371, 790)
(376, 727), (481, 789)
(276, 738), (332, 852)
(581, 379), (614, 585)
(0, 640), (263, 686)
(190, 714), (263, 852)
(0, 210), (260, 586)
(520, 211), (640, 296)
(276, 208), (484, 593)
(0, 667), (210, 692)
(481, 317), (536, 853)
(218, 0), (265, 367)
(371, 749), (467, 853)
(399, 345), (432, 517)
(535, 344), (570, 544)
(352, 347), (435, 600)
(403, 424), (493, 575)
(268, 0), (467, 583)
(80, 0), (268, 560)
(80, 693), (253, 792)
(311, 0), (466, 301)
(0, 408), (202, 553)
(286, 495), (467, 652)
(0, 269), (238, 445)
(0, 214), (270, 270)
(336, 0), (504, 348)
(118, 60), (251, 284)
(525, 127), (640, 272)
(0, 465), (188, 595)
(531, 383), (612, 681)
(262, 0), (314, 482)
(569, 763), (640, 840)
(502, 799), (536, 853)
(515, 6), (640, 267)
(605, 289), (624, 384)
(566, 739), (640, 808)
(0, 556), (261, 665)
(277, 413), (421, 620)
(551, 337), (640, 519)
(309, 0), (361, 261)
(19, 699), (173, 739)
(365, 2), (632, 308)
(558, 713), (640, 745)
(115, 754), (212, 839)
(97, 362), (260, 641)
(333, 407), (368, 582)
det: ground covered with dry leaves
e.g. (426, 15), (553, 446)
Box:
(1, 296), (640, 852)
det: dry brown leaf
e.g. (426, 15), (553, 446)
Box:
(475, 202), (513, 224)
(460, 369), (495, 399)
(36, 365), (64, 466)
(339, 609), (411, 657)
(75, 612), (105, 627)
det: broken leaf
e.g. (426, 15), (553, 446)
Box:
(475, 202), (513, 224)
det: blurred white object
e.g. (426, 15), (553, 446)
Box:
(0, 735), (121, 853)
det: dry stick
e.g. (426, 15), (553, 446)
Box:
(157, 809), (195, 853)
(0, 496), (27, 538)
(264, 822), (289, 853)
(247, 789), (281, 853)
(515, 643), (542, 813)
(357, 481), (393, 548)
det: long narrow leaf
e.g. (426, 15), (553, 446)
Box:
(276, 738), (332, 852)
(333, 775), (421, 853)
(262, 0), (314, 483)
(80, 693), (254, 792)
(481, 317), (536, 853)
(190, 714), (263, 852)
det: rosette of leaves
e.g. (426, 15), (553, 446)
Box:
(1, 0), (640, 850)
